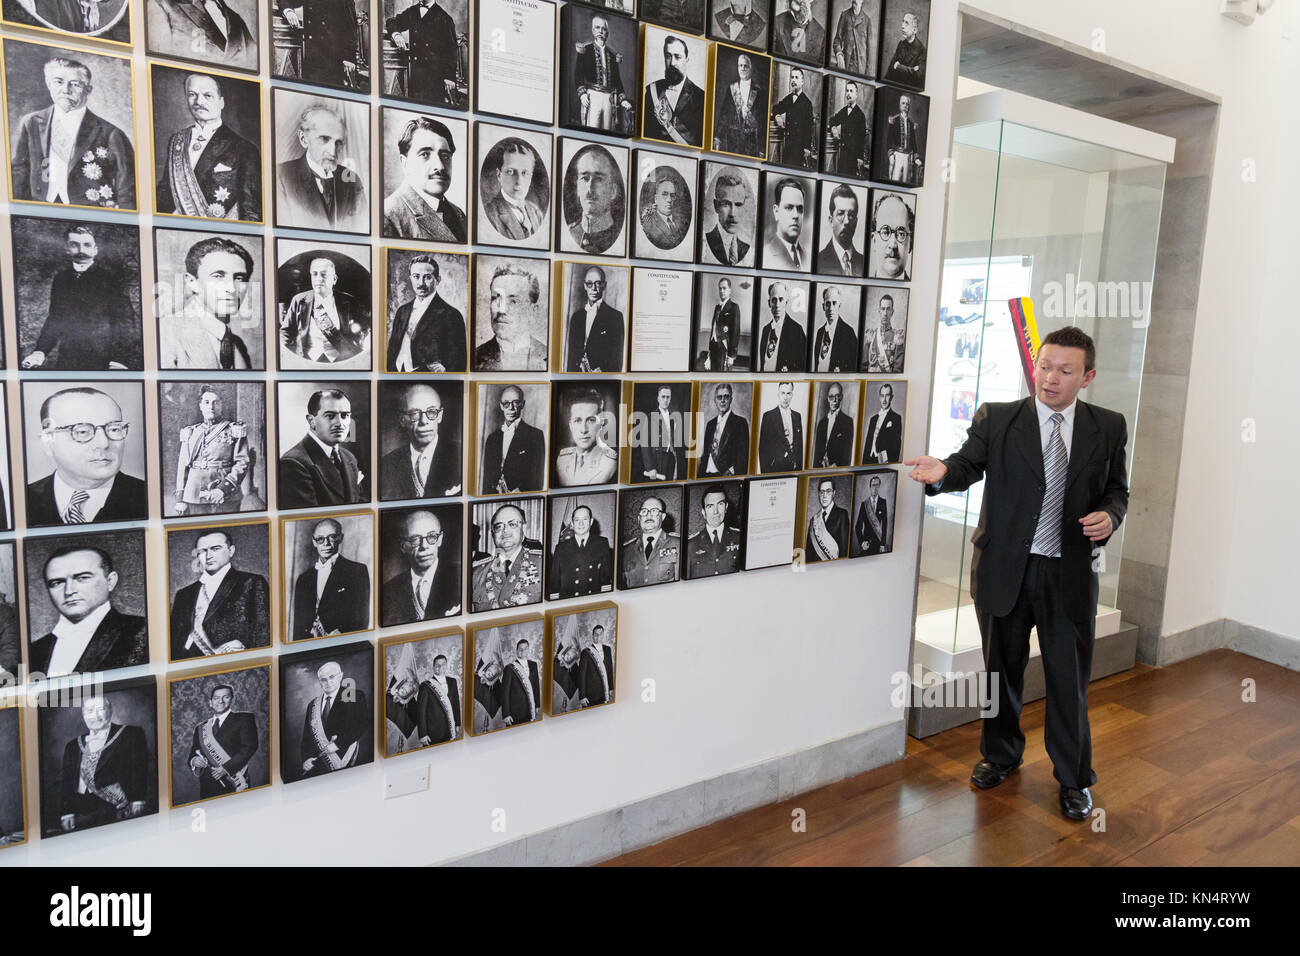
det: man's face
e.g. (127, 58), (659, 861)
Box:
(317, 663), (343, 696)
(872, 197), (911, 279)
(409, 262), (437, 299)
(591, 17), (608, 44)
(194, 533), (234, 575)
(714, 387), (732, 414)
(827, 385), (842, 411)
(639, 498), (665, 534)
(790, 70), (804, 94)
(312, 522), (341, 562)
(43, 392), (125, 487)
(571, 507), (593, 537)
(568, 401), (602, 451)
(498, 149), (533, 202)
(902, 13), (918, 39)
(1034, 343), (1096, 410)
(190, 250), (249, 320)
(869, 478), (881, 497)
(663, 40), (687, 85)
(402, 127), (453, 197)
(657, 388), (672, 411)
(499, 387), (524, 424)
(767, 283), (787, 320)
(718, 278), (731, 301)
(209, 688), (233, 716)
(491, 507), (525, 552)
(574, 152), (612, 217)
(198, 391), (222, 422)
(713, 183), (744, 235)
(830, 196), (858, 246)
(309, 259), (337, 297)
(300, 112), (345, 174)
(845, 82), (858, 107)
(186, 75), (224, 124)
(489, 275), (532, 338)
(822, 288), (841, 322)
(81, 697), (111, 732)
(45, 551), (115, 624)
(584, 268), (605, 304)
(66, 231), (97, 266)
(432, 657), (447, 677)
(877, 297), (894, 326)
(878, 385), (893, 410)
(778, 383), (794, 408)
(737, 55), (752, 80)
(403, 511), (443, 572)
(307, 395), (351, 446)
(899, 96), (911, 117)
(654, 181), (676, 217)
(774, 185), (803, 243)
(516, 641), (530, 662)
(45, 64), (90, 111)
(702, 492), (727, 529)
(400, 385), (441, 448)
(818, 482), (835, 508)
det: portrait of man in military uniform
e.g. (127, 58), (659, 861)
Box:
(560, 6), (636, 136)
(618, 486), (683, 590)
(469, 499), (545, 613)
(550, 382), (620, 490)
(684, 481), (744, 580)
(557, 137), (629, 257)
(546, 491), (615, 601)
(159, 381), (265, 518)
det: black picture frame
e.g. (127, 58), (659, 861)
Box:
(278, 639), (376, 784)
(558, 4), (640, 138)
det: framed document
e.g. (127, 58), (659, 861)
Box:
(743, 475), (797, 570)
(629, 266), (693, 372)
(475, 0), (557, 125)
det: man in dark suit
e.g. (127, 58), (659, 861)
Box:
(20, 225), (139, 370)
(415, 654), (462, 744)
(713, 0), (766, 46)
(482, 140), (547, 242)
(382, 509), (460, 626)
(863, 382), (903, 464)
(25, 386), (149, 528)
(642, 33), (704, 147)
(380, 384), (461, 500)
(755, 282), (807, 373)
(0, 600), (18, 680)
(770, 66), (815, 168)
(276, 1), (365, 90)
(805, 477), (849, 561)
(11, 55), (135, 209)
(762, 177), (809, 272)
(299, 659), (371, 778)
(758, 382), (804, 473)
(28, 546), (148, 677)
(827, 80), (869, 178)
(170, 529), (270, 660)
(479, 386), (546, 494)
(575, 626), (615, 706)
(279, 389), (365, 510)
(291, 518), (370, 641)
(884, 92), (923, 186)
(639, 174), (684, 250)
(906, 326), (1130, 820)
(812, 382), (854, 468)
(714, 52), (762, 157)
(500, 639), (541, 725)
(565, 265), (625, 372)
(280, 257), (368, 364)
(854, 474), (890, 555)
(698, 384), (749, 477)
(771, 0), (826, 65)
(633, 386), (687, 482)
(702, 277), (741, 371)
(57, 696), (150, 833)
(572, 14), (633, 134)
(188, 683), (259, 799)
(157, 73), (261, 222)
(385, 0), (461, 106)
(385, 256), (465, 373)
(383, 116), (467, 242)
(883, 11), (927, 88)
(473, 263), (549, 370)
(276, 104), (367, 232)
(816, 184), (865, 277)
(149, 0), (257, 70)
(548, 505), (613, 599)
(32, 0), (128, 35)
(702, 173), (753, 267)
(686, 485), (742, 578)
(810, 285), (859, 373)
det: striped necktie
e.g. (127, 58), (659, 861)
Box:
(65, 489), (90, 524)
(1032, 412), (1067, 557)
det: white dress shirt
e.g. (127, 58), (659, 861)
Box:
(187, 120), (222, 168)
(315, 553), (339, 604)
(47, 601), (113, 677)
(47, 105), (87, 203)
(1029, 397), (1077, 557)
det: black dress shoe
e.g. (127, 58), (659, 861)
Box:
(1059, 786), (1093, 821)
(970, 758), (1021, 790)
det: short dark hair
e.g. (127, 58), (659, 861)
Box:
(663, 35), (688, 58)
(308, 389), (348, 416)
(432, 654), (448, 666)
(195, 528), (233, 550)
(516, 639), (530, 651)
(408, 253), (440, 278)
(65, 224), (94, 242)
(829, 183), (858, 213)
(44, 545), (114, 580)
(185, 236), (254, 278)
(569, 388), (604, 413)
(398, 116), (455, 156)
(209, 683), (235, 699)
(701, 483), (727, 503)
(773, 177), (805, 206)
(1039, 325), (1096, 372)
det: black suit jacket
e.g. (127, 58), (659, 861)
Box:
(278, 436), (363, 510)
(11, 107), (135, 208)
(0, 603), (18, 678)
(157, 124), (261, 221)
(385, 294), (467, 372)
(34, 263), (140, 369)
(152, 0), (256, 67)
(277, 0), (364, 89)
(480, 422), (546, 494)
(642, 78), (704, 147)
(501, 660), (541, 724)
(704, 226), (750, 267)
(381, 562), (460, 626)
(813, 411), (854, 468)
(415, 677), (461, 744)
(189, 711), (258, 797)
(25, 473), (148, 529)
(756, 315), (808, 372)
(810, 318), (858, 372)
(385, 2), (459, 104)
(29, 608), (149, 676)
(759, 407), (804, 472)
(379, 441), (461, 501)
(576, 646), (614, 705)
(854, 495), (890, 555)
(565, 302), (625, 372)
(276, 154), (367, 232)
(169, 569), (271, 660)
(926, 397), (1129, 620)
(806, 505), (849, 562)
(816, 242), (865, 278)
(298, 692), (371, 778)
(698, 413), (750, 477)
(291, 556), (370, 640)
(57, 723), (149, 830)
(863, 408), (903, 464)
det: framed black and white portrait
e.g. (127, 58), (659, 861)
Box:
(23, 528), (149, 679)
(154, 227), (265, 371)
(0, 392), (13, 532)
(755, 379), (810, 474)
(557, 136), (629, 258)
(149, 64), (263, 224)
(3, 0), (132, 44)
(693, 380), (753, 479)
(165, 519), (271, 663)
(0, 544), (18, 679)
(814, 180), (868, 278)
(159, 380), (267, 519)
(850, 467), (897, 556)
(707, 42), (771, 160)
(474, 0), (556, 124)
(759, 171), (814, 274)
(383, 247), (469, 373)
(867, 187), (915, 281)
(166, 661), (272, 808)
(473, 122), (553, 251)
(861, 379), (906, 465)
(770, 0), (829, 65)
(147, 0), (260, 73)
(826, 0), (880, 77)
(1, 38), (137, 210)
(625, 381), (690, 485)
(271, 0), (371, 93)
(380, 0), (471, 109)
(821, 74), (873, 178)
(768, 61), (821, 172)
(640, 26), (706, 149)
(549, 380), (621, 489)
(271, 87), (371, 235)
(37, 675), (158, 838)
(754, 276), (810, 373)
(692, 271), (755, 372)
(629, 266), (693, 372)
(872, 85), (928, 187)
(10, 215), (143, 371)
(878, 0), (928, 90)
(467, 497), (546, 613)
(640, 0), (705, 33)
(380, 627), (466, 756)
(557, 259), (629, 373)
(471, 381), (549, 496)
(617, 484), (683, 590)
(379, 502), (464, 626)
(809, 281), (863, 373)
(742, 474), (797, 570)
(708, 0), (768, 51)
(377, 379), (464, 501)
(548, 601), (617, 715)
(275, 379), (373, 511)
(281, 509), (375, 643)
(0, 701), (24, 849)
(546, 490), (616, 600)
(559, 4), (637, 137)
(683, 480), (745, 580)
(469, 614), (544, 733)
(696, 160), (759, 269)
(471, 253), (551, 371)
(809, 379), (860, 469)
(20, 379), (148, 528)
(381, 106), (469, 243)
(278, 639), (375, 783)
(861, 285), (907, 372)
(632, 149), (697, 261)
(275, 237), (373, 371)
(801, 471), (852, 562)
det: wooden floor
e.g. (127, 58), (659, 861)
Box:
(604, 649), (1300, 866)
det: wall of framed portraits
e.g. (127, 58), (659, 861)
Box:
(0, 0), (943, 865)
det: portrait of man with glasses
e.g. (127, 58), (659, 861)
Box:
(867, 188), (915, 281)
(469, 500), (544, 613)
(285, 513), (373, 642)
(278, 384), (369, 511)
(378, 381), (462, 501)
(380, 504), (462, 626)
(618, 486), (683, 589)
(476, 383), (547, 496)
(562, 263), (626, 373)
(23, 382), (148, 528)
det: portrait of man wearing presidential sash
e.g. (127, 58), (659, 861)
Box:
(169, 667), (270, 807)
(279, 645), (374, 784)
